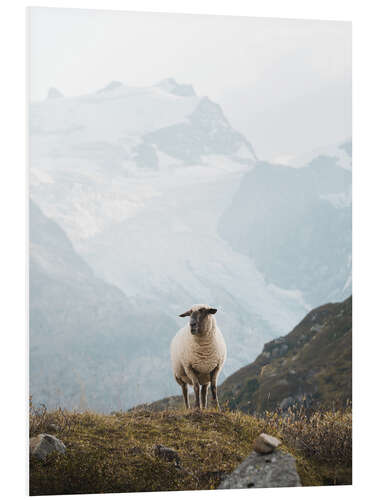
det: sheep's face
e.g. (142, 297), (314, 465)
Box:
(179, 305), (217, 335)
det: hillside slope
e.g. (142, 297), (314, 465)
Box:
(220, 296), (352, 413)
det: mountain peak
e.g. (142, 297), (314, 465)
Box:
(97, 81), (124, 94)
(156, 78), (196, 97)
(47, 87), (64, 99)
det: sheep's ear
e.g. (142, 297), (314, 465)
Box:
(207, 308), (217, 315)
(179, 310), (191, 317)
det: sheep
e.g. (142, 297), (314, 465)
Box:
(170, 304), (227, 410)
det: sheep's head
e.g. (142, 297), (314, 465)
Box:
(179, 304), (217, 335)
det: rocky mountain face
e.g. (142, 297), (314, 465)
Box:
(220, 296), (352, 413)
(218, 152), (352, 307)
(30, 200), (178, 411)
(143, 96), (257, 164)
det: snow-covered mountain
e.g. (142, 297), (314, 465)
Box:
(29, 79), (351, 411)
(30, 80), (256, 242)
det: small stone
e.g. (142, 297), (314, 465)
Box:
(253, 433), (281, 454)
(46, 423), (59, 433)
(153, 444), (181, 466)
(30, 433), (66, 460)
(128, 446), (143, 456)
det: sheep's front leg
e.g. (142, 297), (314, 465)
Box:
(185, 366), (201, 410)
(201, 384), (209, 409)
(193, 383), (201, 409)
(210, 366), (221, 411)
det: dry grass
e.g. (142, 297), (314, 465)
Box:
(29, 399), (352, 495)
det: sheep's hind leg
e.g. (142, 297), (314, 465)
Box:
(176, 376), (189, 409)
(201, 384), (209, 409)
(210, 367), (221, 411)
(182, 383), (189, 409)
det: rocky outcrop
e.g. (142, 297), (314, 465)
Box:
(218, 449), (301, 489)
(97, 81), (123, 93)
(47, 87), (64, 99)
(156, 78), (196, 97)
(153, 444), (181, 466)
(144, 96), (256, 164)
(30, 434), (66, 460)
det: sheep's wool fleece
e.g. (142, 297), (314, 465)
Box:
(170, 305), (227, 386)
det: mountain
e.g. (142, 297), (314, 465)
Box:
(218, 152), (352, 306)
(29, 80), (351, 411)
(29, 80), (311, 399)
(288, 139), (352, 171)
(141, 296), (352, 413)
(29, 200), (177, 411)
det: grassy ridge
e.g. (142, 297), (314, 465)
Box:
(29, 403), (351, 495)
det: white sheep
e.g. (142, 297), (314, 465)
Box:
(170, 304), (227, 410)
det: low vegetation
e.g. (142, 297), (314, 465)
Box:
(29, 400), (351, 495)
(221, 297), (352, 413)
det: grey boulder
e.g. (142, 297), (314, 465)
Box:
(218, 449), (301, 489)
(30, 433), (66, 460)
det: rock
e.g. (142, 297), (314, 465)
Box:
(279, 344), (289, 356)
(279, 396), (294, 411)
(217, 449), (301, 489)
(156, 78), (196, 97)
(29, 433), (66, 460)
(253, 433), (281, 454)
(311, 324), (323, 333)
(47, 87), (64, 99)
(128, 446), (143, 456)
(97, 81), (123, 94)
(46, 423), (59, 433)
(153, 444), (181, 466)
(271, 347), (279, 358)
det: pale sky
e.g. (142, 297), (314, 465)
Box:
(28, 7), (351, 160)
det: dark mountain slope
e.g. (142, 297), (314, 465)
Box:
(218, 157), (352, 306)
